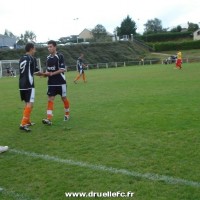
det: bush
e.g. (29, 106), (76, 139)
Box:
(0, 41), (150, 66)
(153, 40), (200, 51)
(136, 32), (193, 42)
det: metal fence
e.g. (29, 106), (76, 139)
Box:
(1, 57), (200, 77)
(67, 57), (200, 71)
(67, 59), (162, 71)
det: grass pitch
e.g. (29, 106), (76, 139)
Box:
(0, 63), (200, 200)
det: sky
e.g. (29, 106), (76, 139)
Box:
(0, 0), (200, 42)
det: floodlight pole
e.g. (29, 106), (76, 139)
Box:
(73, 18), (79, 43)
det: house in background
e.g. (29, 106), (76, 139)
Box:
(0, 34), (17, 48)
(193, 29), (200, 40)
(78, 28), (114, 42)
(78, 28), (93, 41)
(59, 28), (114, 44)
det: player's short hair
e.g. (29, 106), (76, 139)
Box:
(25, 43), (35, 52)
(48, 40), (57, 47)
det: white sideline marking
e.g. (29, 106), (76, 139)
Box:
(0, 186), (33, 200)
(10, 149), (200, 188)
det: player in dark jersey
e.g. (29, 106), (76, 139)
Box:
(74, 53), (87, 83)
(42, 40), (70, 125)
(19, 43), (44, 132)
(6, 66), (10, 76)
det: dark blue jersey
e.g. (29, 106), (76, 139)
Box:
(77, 57), (84, 71)
(46, 53), (66, 85)
(19, 55), (39, 90)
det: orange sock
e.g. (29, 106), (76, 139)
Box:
(74, 74), (81, 81)
(47, 101), (54, 120)
(63, 99), (70, 116)
(21, 106), (32, 126)
(82, 73), (86, 82)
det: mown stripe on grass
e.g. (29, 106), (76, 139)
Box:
(0, 186), (34, 200)
(10, 149), (200, 188)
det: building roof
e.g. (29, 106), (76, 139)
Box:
(193, 29), (200, 34)
(0, 34), (17, 47)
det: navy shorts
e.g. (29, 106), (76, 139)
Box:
(78, 66), (84, 74)
(20, 88), (35, 102)
(47, 84), (67, 97)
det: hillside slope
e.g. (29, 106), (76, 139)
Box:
(0, 41), (150, 66)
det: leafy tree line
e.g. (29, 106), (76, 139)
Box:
(89, 16), (199, 42)
(75, 17), (199, 43)
(2, 16), (199, 44)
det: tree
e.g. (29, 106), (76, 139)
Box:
(16, 30), (37, 45)
(17, 34), (26, 45)
(91, 24), (108, 42)
(144, 18), (163, 34)
(116, 15), (136, 39)
(4, 29), (16, 38)
(170, 25), (182, 32)
(187, 22), (199, 32)
(24, 31), (36, 42)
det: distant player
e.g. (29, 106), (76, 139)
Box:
(6, 66), (10, 76)
(74, 53), (87, 83)
(10, 67), (15, 77)
(176, 50), (182, 69)
(6, 66), (15, 77)
(42, 40), (70, 125)
(19, 43), (44, 132)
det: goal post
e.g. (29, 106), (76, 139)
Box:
(0, 58), (41, 78)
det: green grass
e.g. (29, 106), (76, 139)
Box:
(0, 63), (200, 200)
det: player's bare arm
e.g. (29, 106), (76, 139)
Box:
(44, 69), (65, 77)
(34, 71), (46, 76)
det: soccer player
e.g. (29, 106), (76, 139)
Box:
(42, 40), (70, 125)
(10, 67), (15, 77)
(176, 50), (182, 69)
(74, 53), (87, 83)
(6, 66), (10, 76)
(0, 146), (8, 153)
(19, 43), (44, 132)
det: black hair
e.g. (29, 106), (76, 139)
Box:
(47, 40), (57, 47)
(25, 43), (34, 52)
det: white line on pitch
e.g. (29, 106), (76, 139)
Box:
(10, 148), (200, 188)
(0, 186), (34, 200)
